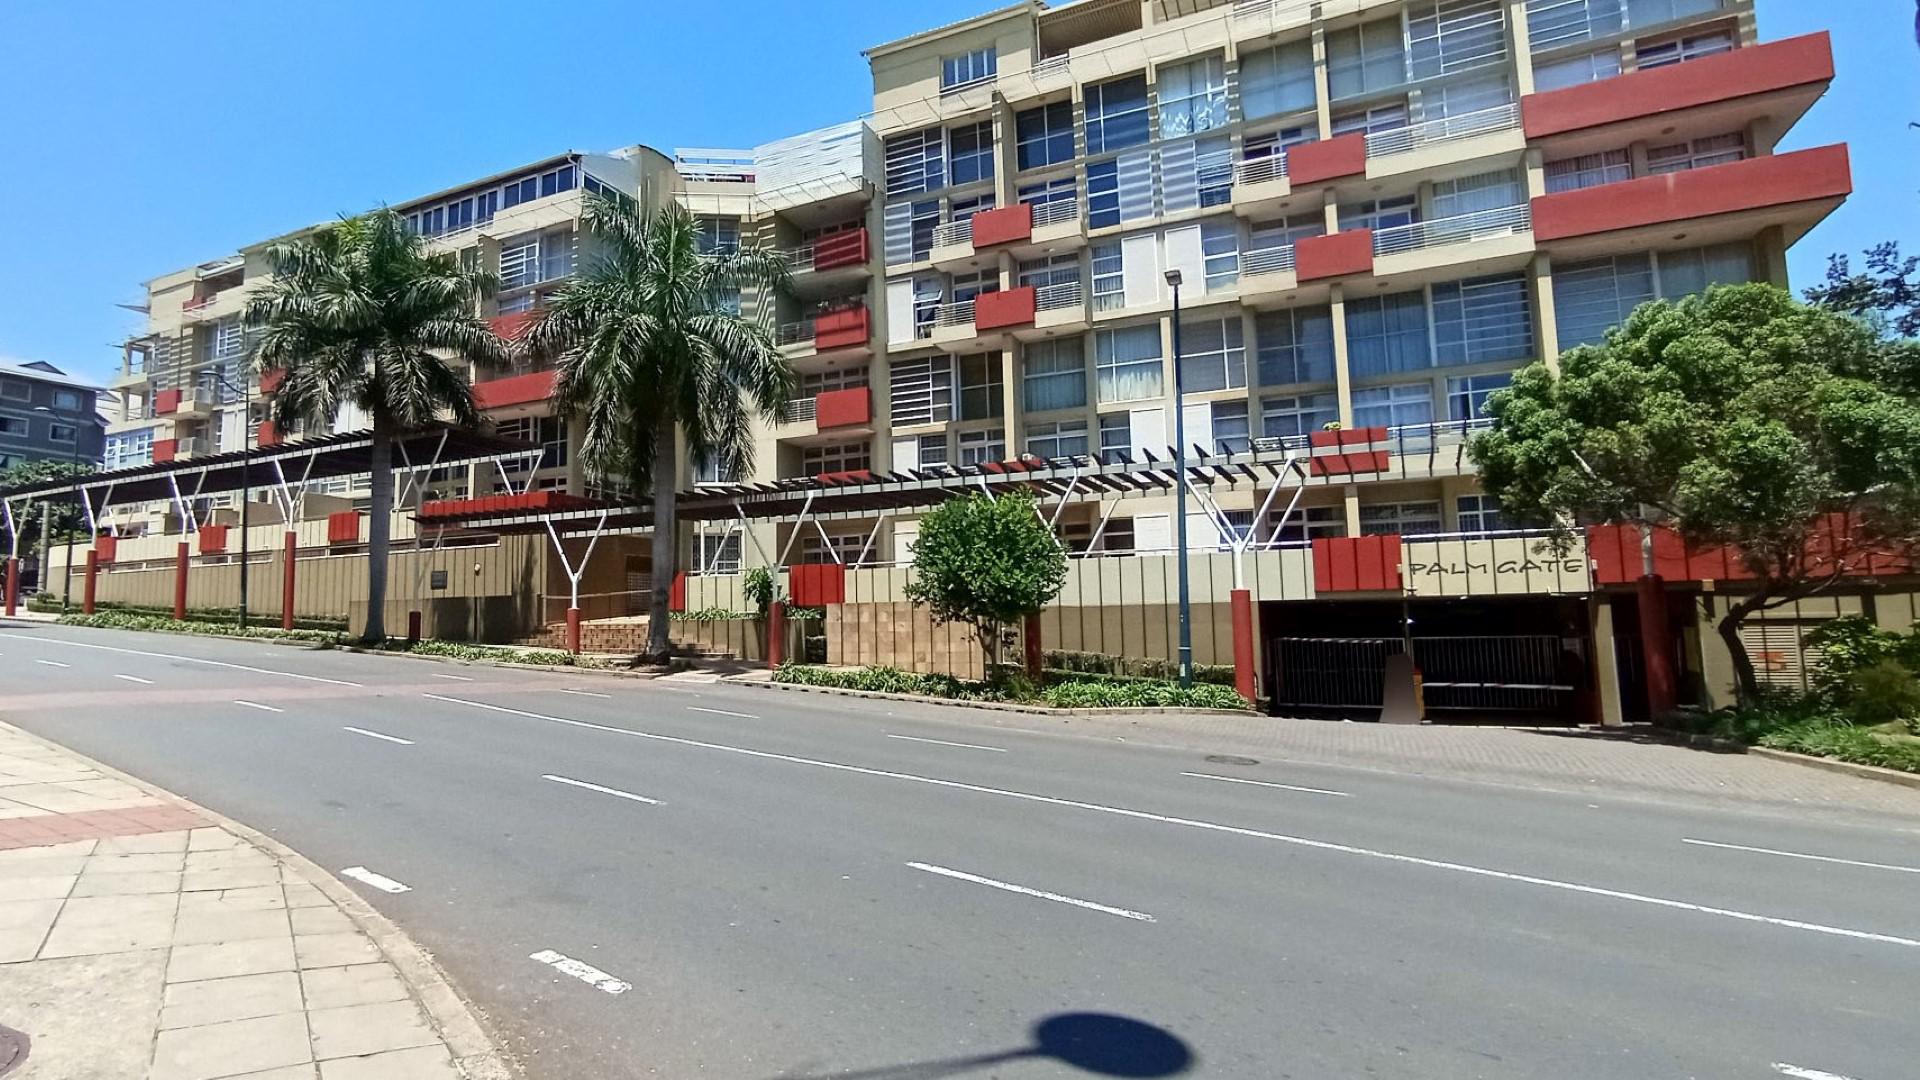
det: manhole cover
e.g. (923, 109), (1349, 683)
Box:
(1204, 754), (1260, 766)
(0, 1025), (29, 1077)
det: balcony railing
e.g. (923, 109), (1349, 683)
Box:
(1035, 280), (1083, 311)
(1234, 154), (1290, 186)
(1028, 55), (1071, 85)
(1372, 204), (1532, 257)
(934, 299), (977, 327)
(1364, 102), (1522, 158)
(1029, 197), (1080, 228)
(1242, 243), (1298, 277)
(776, 319), (816, 346)
(932, 218), (975, 249)
(781, 397), (818, 424)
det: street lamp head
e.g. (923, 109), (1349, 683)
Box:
(1163, 269), (1183, 288)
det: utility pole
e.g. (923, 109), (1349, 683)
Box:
(1164, 268), (1193, 689)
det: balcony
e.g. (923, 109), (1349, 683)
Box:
(1371, 204), (1534, 276)
(778, 304), (872, 360)
(928, 298), (978, 349)
(472, 369), (558, 413)
(1295, 230), (1374, 283)
(778, 385), (873, 438)
(179, 287), (244, 324)
(1014, 280), (1089, 340)
(784, 228), (871, 297)
(1236, 243), (1300, 305)
(156, 388), (216, 418)
(1286, 134), (1367, 188)
(928, 218), (984, 272)
(1362, 103), (1524, 177)
(1231, 153), (1292, 217)
(1531, 145), (1850, 256)
(1001, 200), (1088, 258)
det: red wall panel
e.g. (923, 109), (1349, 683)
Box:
(472, 369), (558, 410)
(1287, 133), (1367, 186)
(814, 306), (870, 351)
(258, 369), (286, 394)
(94, 535), (117, 563)
(198, 525), (228, 554)
(152, 439), (178, 464)
(974, 287), (1037, 331)
(488, 312), (539, 341)
(814, 386), (872, 430)
(670, 571), (687, 612)
(326, 511), (361, 545)
(812, 228), (869, 270)
(1313, 535), (1404, 593)
(969, 204), (1033, 248)
(256, 422), (281, 447)
(1532, 145), (1851, 242)
(154, 389), (182, 414)
(1523, 33), (1834, 139)
(1295, 230), (1374, 282)
(789, 563), (847, 606)
(1586, 518), (1909, 586)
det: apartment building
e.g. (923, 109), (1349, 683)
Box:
(0, 359), (104, 472)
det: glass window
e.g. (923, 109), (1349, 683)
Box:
(49, 423), (77, 442)
(1201, 220), (1240, 292)
(1352, 382), (1435, 429)
(1447, 372), (1513, 420)
(1545, 149), (1631, 193)
(1525, 0), (1624, 51)
(1255, 307), (1335, 386)
(1533, 49), (1622, 91)
(1211, 401), (1251, 454)
(1432, 272), (1534, 366)
(1158, 53), (1229, 138)
(889, 354), (955, 426)
(1626, 0), (1726, 31)
(1331, 101), (1411, 137)
(941, 47), (997, 91)
(698, 531), (744, 572)
(950, 193), (996, 226)
(958, 428), (1007, 466)
(1085, 74), (1150, 155)
(1270, 503), (1346, 543)
(1091, 242), (1125, 312)
(1553, 254), (1655, 351)
(1239, 39), (1316, 120)
(1178, 316), (1246, 393)
(1261, 393), (1340, 441)
(1635, 30), (1733, 70)
(919, 434), (949, 467)
(1430, 169), (1525, 219)
(1407, 0), (1510, 80)
(1023, 337), (1087, 412)
(1419, 72), (1514, 122)
(1361, 500), (1444, 535)
(1026, 420), (1090, 459)
(1018, 252), (1081, 290)
(1018, 175), (1077, 211)
(1249, 212), (1325, 256)
(1346, 290), (1432, 376)
(1326, 18), (1407, 99)
(1656, 241), (1753, 300)
(1195, 136), (1234, 208)
(693, 217), (739, 255)
(1646, 132), (1746, 174)
(801, 441), (872, 475)
(1098, 413), (1131, 455)
(0, 416), (26, 436)
(910, 200), (941, 263)
(1096, 324), (1164, 403)
(958, 352), (1004, 420)
(885, 128), (945, 196)
(949, 122), (995, 187)
(1016, 101), (1076, 171)
(1337, 194), (1418, 233)
(1086, 160), (1120, 229)
(1456, 493), (1509, 532)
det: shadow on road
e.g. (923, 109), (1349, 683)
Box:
(774, 1012), (1196, 1079)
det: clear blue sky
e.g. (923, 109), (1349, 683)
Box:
(1, 1), (1912, 386)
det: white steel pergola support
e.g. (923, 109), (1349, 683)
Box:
(1081, 499), (1122, 556)
(545, 508), (611, 654)
(2, 498), (21, 560)
(853, 515), (887, 566)
(774, 491), (817, 567)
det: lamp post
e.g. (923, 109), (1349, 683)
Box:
(1163, 269), (1194, 688)
(31, 406), (79, 612)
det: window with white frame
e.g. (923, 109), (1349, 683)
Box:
(1201, 220), (1240, 291)
(1553, 253), (1656, 351)
(48, 423), (77, 443)
(1525, 0), (1624, 50)
(909, 201), (941, 263)
(1016, 101), (1075, 171)
(1158, 53), (1229, 138)
(801, 441), (871, 475)
(1026, 420), (1090, 459)
(1447, 372), (1512, 420)
(1628, 0), (1728, 31)
(800, 531), (869, 565)
(950, 194), (996, 230)
(941, 47), (997, 92)
(1646, 132), (1745, 174)
(496, 416), (568, 471)
(1326, 18), (1407, 99)
(1270, 503), (1346, 542)
(949, 268), (997, 307)
(1018, 252), (1080, 291)
(1086, 160), (1120, 229)
(1249, 212), (1325, 258)
(1216, 510), (1255, 547)
(889, 354), (955, 426)
(0, 416), (28, 438)
(884, 128), (946, 196)
(1099, 516), (1137, 553)
(498, 292), (535, 315)
(1098, 413), (1131, 456)
(1635, 29), (1733, 69)
(1096, 324), (1164, 403)
(1456, 493), (1509, 533)
(1261, 392), (1339, 441)
(957, 428), (1006, 466)
(798, 366), (869, 397)
(1239, 39), (1316, 120)
(948, 122), (996, 187)
(1023, 337), (1087, 412)
(1532, 49), (1623, 91)
(1655, 241), (1753, 300)
(1194, 136), (1234, 208)
(1178, 317), (1247, 393)
(499, 230), (573, 290)
(104, 428), (154, 470)
(692, 450), (740, 484)
(1242, 126), (1317, 175)
(1407, 0), (1510, 80)
(693, 217), (739, 255)
(1352, 382), (1435, 429)
(1256, 307), (1335, 386)
(1084, 74), (1151, 154)
(698, 531), (744, 572)
(958, 353), (1004, 420)
(1361, 500), (1444, 536)
(1212, 401), (1251, 454)
(1432, 272), (1534, 366)
(1419, 72), (1514, 121)
(918, 434), (949, 467)
(1545, 149), (1631, 193)
(1346, 290), (1432, 376)
(1337, 193), (1418, 234)
(912, 276), (944, 338)
(1090, 242), (1125, 312)
(1018, 175), (1077, 211)
(1429, 169), (1526, 219)
(1331, 101), (1411, 137)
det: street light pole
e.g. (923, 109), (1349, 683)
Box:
(1164, 269), (1194, 689)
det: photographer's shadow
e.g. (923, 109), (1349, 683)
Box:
(777, 1012), (1196, 1079)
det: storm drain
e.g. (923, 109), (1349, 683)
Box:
(0, 1024), (28, 1077)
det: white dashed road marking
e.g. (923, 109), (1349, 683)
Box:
(1773, 1064), (1859, 1080)
(113, 673), (154, 684)
(341, 866), (412, 894)
(343, 726), (414, 745)
(908, 862), (1154, 922)
(234, 700), (283, 713)
(1684, 838), (1920, 875)
(542, 774), (660, 805)
(687, 706), (757, 719)
(35, 659), (69, 668)
(887, 734), (1007, 753)
(530, 949), (631, 995)
(552, 688), (610, 698)
(430, 673), (474, 682)
(1181, 772), (1351, 798)
(0, 632), (361, 685)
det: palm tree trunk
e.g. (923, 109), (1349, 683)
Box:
(645, 426), (678, 663)
(362, 426), (393, 644)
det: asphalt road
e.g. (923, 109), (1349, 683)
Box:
(2, 621), (1916, 1080)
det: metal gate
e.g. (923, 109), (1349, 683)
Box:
(1267, 634), (1580, 717)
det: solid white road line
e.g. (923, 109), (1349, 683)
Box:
(529, 948), (631, 995)
(1773, 1064), (1860, 1080)
(688, 706), (758, 719)
(887, 734), (1008, 753)
(113, 673), (155, 685)
(343, 726), (414, 746)
(1181, 772), (1351, 798)
(35, 659), (70, 668)
(418, 694), (1920, 951)
(430, 673), (474, 682)
(234, 700), (284, 713)
(1684, 837), (1920, 875)
(542, 774), (660, 805)
(0, 632), (361, 686)
(908, 861), (1154, 921)
(551, 688), (611, 698)
(340, 866), (412, 894)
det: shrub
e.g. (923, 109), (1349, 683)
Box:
(770, 663), (1248, 710)
(1041, 679), (1248, 711)
(742, 567), (775, 614)
(1849, 658), (1920, 731)
(905, 492), (1067, 671)
(673, 606), (756, 623)
(397, 639), (589, 667)
(1044, 650), (1237, 687)
(58, 612), (344, 643)
(772, 663), (1005, 701)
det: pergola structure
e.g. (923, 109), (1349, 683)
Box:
(0, 425), (538, 623)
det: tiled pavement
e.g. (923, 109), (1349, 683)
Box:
(0, 728), (508, 1080)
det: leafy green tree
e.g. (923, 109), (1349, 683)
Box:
(905, 491), (1068, 674)
(244, 209), (508, 643)
(525, 196), (792, 663)
(1471, 283), (1920, 702)
(0, 458), (90, 540)
(1805, 241), (1920, 339)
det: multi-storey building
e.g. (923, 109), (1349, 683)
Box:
(0, 359), (104, 472)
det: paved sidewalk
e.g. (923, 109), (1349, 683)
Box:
(0, 726), (510, 1080)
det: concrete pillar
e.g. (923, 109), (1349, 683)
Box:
(1023, 611), (1043, 680)
(1590, 593), (1625, 727)
(1230, 588), (1257, 703)
(565, 607), (582, 655)
(1506, 0), (1537, 96)
(3, 557), (18, 617)
(408, 610), (424, 644)
(1637, 574), (1677, 718)
(1529, 251), (1561, 373)
(767, 600), (787, 668)
(281, 531), (297, 631)
(174, 542), (190, 622)
(1328, 282), (1354, 426)
(1311, 27), (1333, 140)
(83, 549), (98, 614)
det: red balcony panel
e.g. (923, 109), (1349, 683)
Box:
(814, 386), (872, 430)
(152, 438), (179, 464)
(198, 525), (228, 554)
(789, 563), (847, 606)
(94, 535), (117, 563)
(155, 389), (182, 415)
(1532, 145), (1852, 243)
(970, 203), (1033, 248)
(1524, 33), (1834, 140)
(326, 511), (361, 545)
(1287, 134), (1367, 186)
(472, 369), (558, 411)
(1313, 535), (1404, 593)
(813, 305), (870, 351)
(417, 491), (601, 522)
(812, 228), (869, 270)
(974, 286), (1037, 331)
(259, 368), (286, 395)
(489, 311), (539, 341)
(1295, 230), (1374, 282)
(256, 421), (281, 447)
(814, 469), (876, 486)
(1308, 426), (1390, 477)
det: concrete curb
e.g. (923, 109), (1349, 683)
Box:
(1748, 746), (1920, 791)
(735, 676), (1255, 717)
(0, 719), (518, 1080)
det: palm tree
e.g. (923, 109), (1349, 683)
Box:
(525, 196), (791, 663)
(244, 209), (508, 644)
